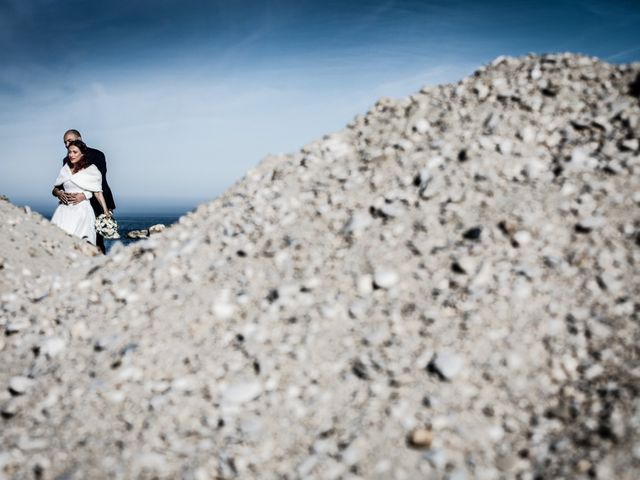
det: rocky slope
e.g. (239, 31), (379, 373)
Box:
(0, 197), (98, 296)
(1, 53), (640, 479)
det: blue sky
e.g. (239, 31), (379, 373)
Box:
(1, 0), (639, 214)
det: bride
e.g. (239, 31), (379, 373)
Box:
(51, 139), (111, 245)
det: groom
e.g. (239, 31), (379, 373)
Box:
(52, 129), (116, 253)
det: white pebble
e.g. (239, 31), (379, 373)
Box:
(5, 318), (30, 334)
(578, 216), (606, 230)
(212, 302), (236, 320)
(9, 376), (35, 395)
(342, 443), (362, 466)
(221, 381), (262, 404)
(414, 119), (430, 134)
(41, 337), (66, 357)
(373, 269), (399, 289)
(432, 351), (464, 380)
(513, 230), (532, 245)
(530, 66), (542, 80)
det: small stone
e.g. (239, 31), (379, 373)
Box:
(561, 183), (577, 196)
(106, 390), (126, 404)
(416, 169), (433, 198)
(525, 158), (547, 178)
(212, 302), (236, 320)
(474, 83), (490, 100)
(41, 337), (66, 358)
(513, 230), (532, 246)
(577, 459), (591, 473)
(373, 269), (399, 289)
(633, 442), (640, 460)
(521, 125), (537, 143)
(221, 381), (262, 404)
(462, 227), (482, 241)
(584, 364), (604, 380)
(343, 212), (372, 236)
(5, 318), (30, 334)
(117, 367), (143, 382)
(495, 453), (516, 472)
(487, 425), (505, 442)
(1, 398), (21, 418)
(576, 216), (605, 233)
(374, 459), (392, 474)
(357, 274), (373, 295)
(513, 278), (532, 299)
(379, 202), (404, 218)
(427, 156), (445, 169)
(94, 334), (117, 352)
(408, 428), (433, 449)
(413, 119), (430, 134)
(530, 66), (542, 80)
(17, 436), (49, 451)
(341, 442), (363, 466)
(348, 301), (366, 319)
(620, 138), (639, 151)
(423, 448), (447, 470)
(492, 77), (512, 96)
(297, 455), (319, 477)
(498, 139), (513, 155)
(8, 376), (35, 395)
(452, 256), (477, 275)
(569, 148), (598, 169)
(133, 452), (169, 474)
(171, 376), (198, 392)
(428, 352), (464, 380)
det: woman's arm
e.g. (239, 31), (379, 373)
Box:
(94, 191), (110, 216)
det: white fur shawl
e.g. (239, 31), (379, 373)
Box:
(55, 164), (102, 192)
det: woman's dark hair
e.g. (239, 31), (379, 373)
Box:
(66, 139), (90, 171)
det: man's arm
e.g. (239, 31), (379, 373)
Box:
(52, 185), (71, 204)
(54, 157), (68, 201)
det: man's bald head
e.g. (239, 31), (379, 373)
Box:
(63, 129), (82, 147)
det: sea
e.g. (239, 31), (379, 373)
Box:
(103, 214), (183, 252)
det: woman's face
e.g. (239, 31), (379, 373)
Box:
(67, 146), (83, 164)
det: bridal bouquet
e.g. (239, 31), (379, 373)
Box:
(95, 213), (120, 239)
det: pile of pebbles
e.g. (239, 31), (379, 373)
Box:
(1, 53), (640, 479)
(0, 198), (98, 296)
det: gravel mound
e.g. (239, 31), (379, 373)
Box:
(0, 197), (99, 295)
(1, 53), (640, 479)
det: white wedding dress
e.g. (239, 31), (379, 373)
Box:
(51, 164), (102, 245)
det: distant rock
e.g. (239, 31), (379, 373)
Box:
(126, 224), (166, 239)
(127, 229), (149, 239)
(148, 223), (166, 235)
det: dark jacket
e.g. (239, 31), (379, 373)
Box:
(63, 147), (116, 214)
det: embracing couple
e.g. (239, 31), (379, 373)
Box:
(51, 129), (117, 254)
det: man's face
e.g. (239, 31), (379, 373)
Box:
(63, 133), (80, 148)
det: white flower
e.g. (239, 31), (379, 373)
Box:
(95, 214), (120, 239)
